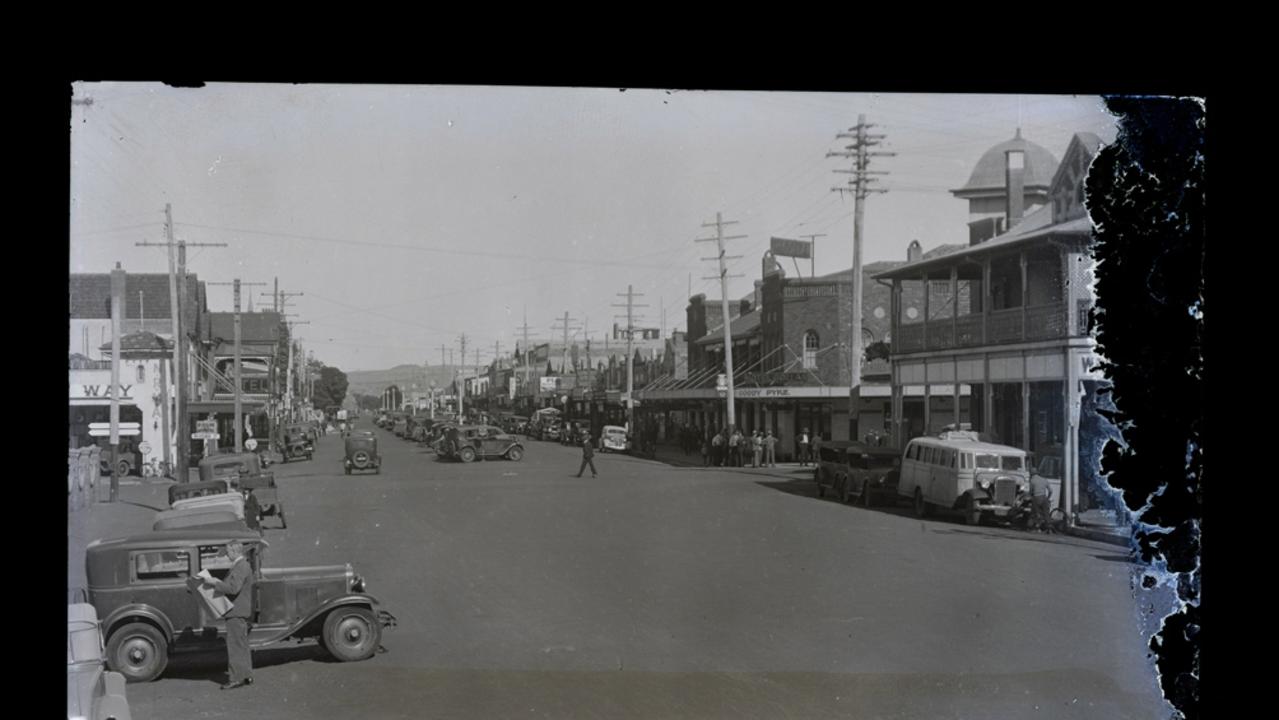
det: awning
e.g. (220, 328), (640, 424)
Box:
(186, 400), (267, 415)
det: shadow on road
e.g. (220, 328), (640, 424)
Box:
(163, 643), (333, 683)
(928, 526), (1139, 555)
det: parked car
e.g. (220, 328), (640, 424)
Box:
(197, 453), (285, 529)
(599, 425), (629, 453)
(85, 528), (397, 683)
(814, 441), (902, 507)
(540, 421), (562, 442)
(281, 423), (313, 463)
(438, 425), (525, 462)
(152, 508), (248, 533)
(68, 603), (132, 720)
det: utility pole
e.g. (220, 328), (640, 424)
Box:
(550, 312), (580, 376)
(458, 334), (467, 419)
(828, 115), (893, 438)
(109, 263), (125, 502)
(515, 308), (537, 389)
(282, 319), (310, 423)
(613, 285), (648, 431)
(136, 204), (226, 481)
(209, 280), (266, 453)
(696, 212), (746, 429)
(800, 233), (827, 278)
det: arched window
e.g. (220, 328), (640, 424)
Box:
(803, 331), (819, 369)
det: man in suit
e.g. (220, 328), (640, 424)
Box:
(195, 540), (255, 689)
(576, 433), (598, 478)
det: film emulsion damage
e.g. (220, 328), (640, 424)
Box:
(1087, 96), (1204, 719)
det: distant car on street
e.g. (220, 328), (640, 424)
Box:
(599, 425), (629, 453)
(437, 425), (525, 462)
(84, 528), (397, 683)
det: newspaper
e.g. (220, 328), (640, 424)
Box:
(194, 569), (233, 617)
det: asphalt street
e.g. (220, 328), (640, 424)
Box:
(98, 428), (1169, 720)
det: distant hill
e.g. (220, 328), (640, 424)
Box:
(346, 364), (459, 398)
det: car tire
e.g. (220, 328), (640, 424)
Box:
(345, 467), (351, 475)
(962, 495), (982, 526)
(506, 446), (524, 462)
(459, 447), (476, 463)
(913, 488), (930, 518)
(106, 622), (168, 683)
(321, 607), (381, 662)
(840, 476), (852, 504)
(860, 480), (873, 508)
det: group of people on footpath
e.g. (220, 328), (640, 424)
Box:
(698, 426), (780, 468)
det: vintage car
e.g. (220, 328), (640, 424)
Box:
(438, 425), (525, 462)
(85, 528), (396, 683)
(392, 416), (410, 438)
(197, 453), (285, 529)
(153, 508), (248, 533)
(505, 416), (530, 435)
(814, 441), (902, 507)
(599, 425), (629, 453)
(344, 433), (381, 475)
(539, 421), (562, 442)
(897, 431), (1030, 524)
(281, 424), (314, 463)
(68, 603), (132, 720)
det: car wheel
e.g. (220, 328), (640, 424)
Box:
(106, 622), (168, 683)
(816, 476), (825, 499)
(840, 476), (852, 504)
(962, 495), (981, 526)
(321, 607), (381, 662)
(459, 447), (476, 463)
(506, 446), (524, 462)
(913, 488), (929, 518)
(117, 459), (132, 477)
(860, 480), (873, 508)
(345, 467), (351, 475)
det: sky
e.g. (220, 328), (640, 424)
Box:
(69, 84), (1118, 372)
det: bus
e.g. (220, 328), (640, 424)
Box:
(896, 431), (1029, 525)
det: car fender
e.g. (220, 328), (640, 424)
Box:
(103, 604), (176, 644)
(252, 593), (390, 646)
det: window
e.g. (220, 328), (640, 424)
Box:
(134, 550), (189, 581)
(136, 364), (145, 383)
(923, 447), (934, 464)
(803, 331), (819, 369)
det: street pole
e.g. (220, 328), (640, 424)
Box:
(458, 334), (467, 420)
(697, 212), (746, 429)
(613, 285), (648, 432)
(234, 279), (243, 453)
(829, 115), (893, 440)
(109, 263), (125, 502)
(176, 241), (189, 477)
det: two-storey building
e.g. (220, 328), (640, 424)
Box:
(874, 131), (1110, 523)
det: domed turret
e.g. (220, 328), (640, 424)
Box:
(952, 129), (1060, 245)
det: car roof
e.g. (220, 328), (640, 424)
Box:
(87, 528), (267, 551)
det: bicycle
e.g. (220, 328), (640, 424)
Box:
(142, 458), (173, 479)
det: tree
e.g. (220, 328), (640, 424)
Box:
(353, 393), (382, 412)
(312, 365), (349, 410)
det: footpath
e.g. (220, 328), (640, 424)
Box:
(642, 440), (1133, 547)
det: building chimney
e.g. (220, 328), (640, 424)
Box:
(1006, 130), (1025, 229)
(753, 280), (763, 311)
(907, 240), (922, 263)
(740, 298), (752, 316)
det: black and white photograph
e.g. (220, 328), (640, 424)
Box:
(67, 84), (1203, 720)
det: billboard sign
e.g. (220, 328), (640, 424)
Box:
(770, 236), (812, 259)
(540, 376), (559, 392)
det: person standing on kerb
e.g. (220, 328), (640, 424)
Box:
(575, 432), (598, 478)
(191, 541), (255, 689)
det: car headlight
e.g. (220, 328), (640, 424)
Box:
(978, 479), (991, 490)
(353, 575), (367, 593)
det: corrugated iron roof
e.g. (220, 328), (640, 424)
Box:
(873, 214), (1092, 281)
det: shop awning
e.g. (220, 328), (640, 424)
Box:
(186, 400), (267, 415)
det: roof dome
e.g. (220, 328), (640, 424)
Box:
(954, 129), (1060, 194)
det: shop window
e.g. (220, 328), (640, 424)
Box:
(803, 331), (819, 369)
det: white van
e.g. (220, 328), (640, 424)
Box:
(896, 431), (1029, 524)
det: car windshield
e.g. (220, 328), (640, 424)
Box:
(975, 453), (1023, 471)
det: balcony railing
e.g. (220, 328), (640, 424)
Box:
(893, 301), (1071, 354)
